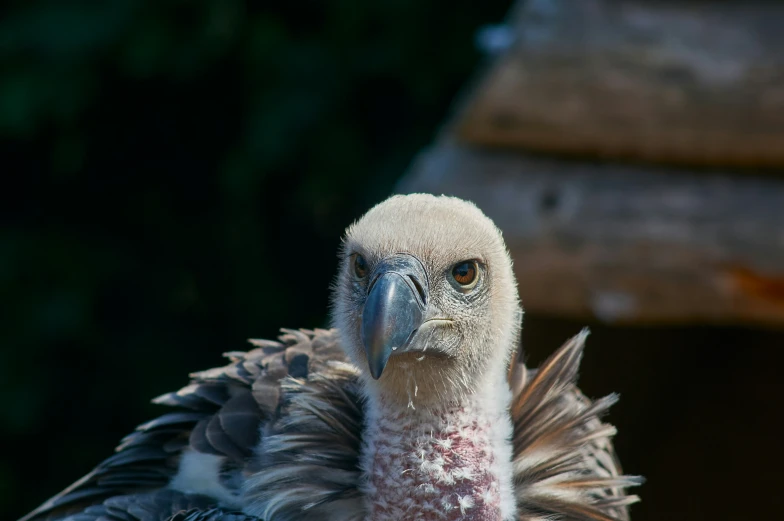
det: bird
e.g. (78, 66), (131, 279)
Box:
(19, 194), (642, 521)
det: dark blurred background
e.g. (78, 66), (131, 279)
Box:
(2, 1), (782, 521)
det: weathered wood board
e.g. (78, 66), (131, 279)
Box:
(398, 142), (784, 326)
(457, 0), (784, 168)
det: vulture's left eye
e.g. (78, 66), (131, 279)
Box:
(353, 254), (368, 279)
(451, 260), (478, 288)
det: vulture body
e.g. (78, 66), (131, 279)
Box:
(20, 195), (642, 521)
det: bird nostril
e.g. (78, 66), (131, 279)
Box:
(408, 275), (426, 305)
(402, 327), (419, 349)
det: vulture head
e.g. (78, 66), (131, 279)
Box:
(332, 193), (521, 407)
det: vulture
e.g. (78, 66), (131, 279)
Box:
(20, 194), (642, 521)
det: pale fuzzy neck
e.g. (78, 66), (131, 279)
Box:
(360, 372), (516, 521)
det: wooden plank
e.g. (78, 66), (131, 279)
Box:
(456, 0), (784, 168)
(397, 142), (784, 326)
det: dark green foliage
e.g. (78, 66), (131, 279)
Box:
(0, 1), (509, 517)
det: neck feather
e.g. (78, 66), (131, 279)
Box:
(360, 372), (516, 521)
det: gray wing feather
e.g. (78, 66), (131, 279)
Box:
(19, 329), (345, 521)
(167, 508), (260, 521)
(61, 490), (215, 521)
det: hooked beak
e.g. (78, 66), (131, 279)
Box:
(360, 254), (428, 379)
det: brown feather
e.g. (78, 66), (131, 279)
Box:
(20, 328), (641, 521)
(509, 329), (643, 521)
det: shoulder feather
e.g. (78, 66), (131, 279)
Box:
(19, 329), (345, 521)
(244, 361), (366, 521)
(509, 329), (643, 521)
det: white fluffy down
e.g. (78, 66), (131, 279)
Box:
(170, 450), (241, 509)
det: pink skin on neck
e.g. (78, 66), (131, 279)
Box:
(364, 398), (504, 521)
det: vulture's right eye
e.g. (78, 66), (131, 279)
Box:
(353, 254), (368, 279)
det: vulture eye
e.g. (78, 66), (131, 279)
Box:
(353, 254), (368, 279)
(451, 260), (478, 288)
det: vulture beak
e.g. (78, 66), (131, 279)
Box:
(360, 254), (428, 379)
